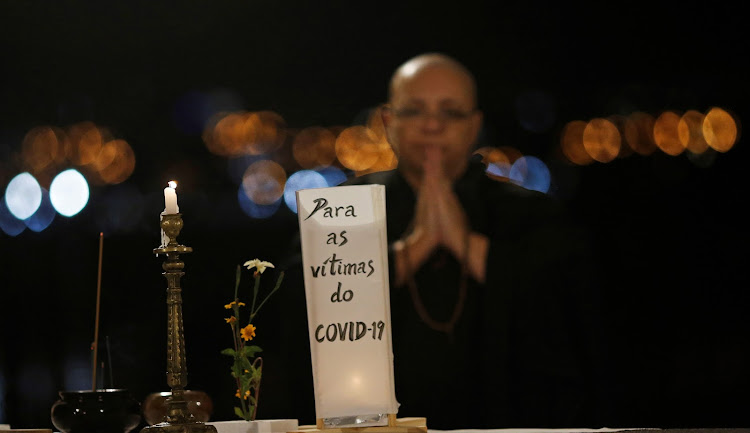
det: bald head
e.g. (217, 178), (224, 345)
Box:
(382, 52), (483, 185)
(388, 53), (478, 108)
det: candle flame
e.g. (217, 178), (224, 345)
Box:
(168, 180), (177, 189)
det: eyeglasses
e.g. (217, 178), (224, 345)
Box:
(388, 106), (476, 124)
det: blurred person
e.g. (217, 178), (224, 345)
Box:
(277, 52), (608, 429)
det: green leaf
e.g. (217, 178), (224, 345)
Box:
(242, 345), (263, 357)
(231, 363), (244, 377)
(240, 375), (252, 389)
(234, 407), (246, 420)
(220, 348), (236, 357)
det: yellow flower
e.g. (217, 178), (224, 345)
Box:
(235, 389), (251, 400)
(225, 316), (237, 324)
(243, 259), (275, 274)
(224, 301), (246, 309)
(241, 324), (256, 341)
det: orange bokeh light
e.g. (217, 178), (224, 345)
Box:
(560, 120), (594, 165)
(241, 159), (287, 205)
(703, 107), (738, 153)
(292, 126), (337, 169)
(335, 126), (381, 172)
(96, 139), (136, 185)
(653, 111), (684, 156)
(583, 118), (620, 163)
(678, 110), (709, 154)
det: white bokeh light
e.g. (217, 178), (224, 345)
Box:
(5, 172), (42, 220)
(50, 169), (90, 217)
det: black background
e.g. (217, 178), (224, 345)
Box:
(1, 0), (748, 430)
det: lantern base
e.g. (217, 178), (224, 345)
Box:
(289, 415), (426, 433)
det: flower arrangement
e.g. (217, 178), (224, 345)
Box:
(221, 259), (284, 421)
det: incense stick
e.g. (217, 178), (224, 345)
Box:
(91, 232), (104, 391)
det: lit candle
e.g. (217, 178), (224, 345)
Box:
(164, 181), (179, 214)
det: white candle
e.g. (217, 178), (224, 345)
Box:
(164, 181), (179, 214)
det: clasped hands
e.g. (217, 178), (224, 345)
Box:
(393, 146), (488, 286)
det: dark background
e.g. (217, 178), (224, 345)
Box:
(1, 0), (748, 430)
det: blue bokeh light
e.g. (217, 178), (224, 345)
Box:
(317, 166), (348, 186)
(284, 170), (329, 214)
(24, 188), (56, 232)
(0, 196), (25, 236)
(486, 161), (512, 178)
(238, 185), (282, 219)
(509, 156), (551, 193)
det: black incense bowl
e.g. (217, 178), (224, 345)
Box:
(51, 389), (142, 433)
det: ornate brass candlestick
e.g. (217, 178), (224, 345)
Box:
(141, 214), (217, 433)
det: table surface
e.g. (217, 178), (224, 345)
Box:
(289, 428), (749, 433)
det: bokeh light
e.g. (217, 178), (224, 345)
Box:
(24, 188), (56, 232)
(50, 168), (90, 217)
(204, 111), (252, 157)
(292, 126), (337, 169)
(67, 121), (105, 167)
(0, 196), (26, 236)
(583, 118), (620, 163)
(475, 145), (523, 179)
(678, 110), (709, 154)
(653, 110), (685, 156)
(486, 161), (511, 178)
(509, 156), (551, 193)
(21, 125), (68, 177)
(703, 107), (738, 153)
(361, 107), (398, 175)
(560, 120), (594, 165)
(283, 169), (329, 213)
(335, 126), (381, 172)
(246, 110), (287, 156)
(559, 105), (739, 165)
(241, 159), (287, 205)
(238, 185), (282, 219)
(5, 172), (42, 220)
(317, 166), (348, 187)
(203, 110), (287, 158)
(95, 139), (136, 184)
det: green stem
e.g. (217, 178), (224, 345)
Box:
(250, 273), (260, 321)
(250, 272), (285, 321)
